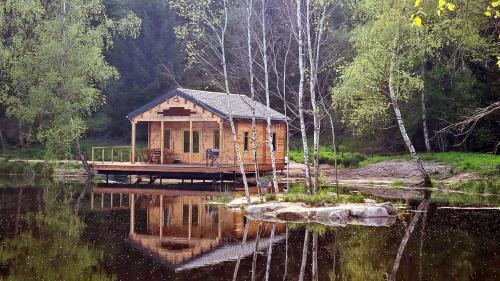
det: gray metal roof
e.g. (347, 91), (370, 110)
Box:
(127, 88), (288, 121)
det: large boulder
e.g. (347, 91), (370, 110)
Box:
(349, 206), (389, 218)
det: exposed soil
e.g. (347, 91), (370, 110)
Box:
(284, 159), (482, 186)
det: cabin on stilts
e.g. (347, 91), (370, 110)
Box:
(91, 88), (288, 181)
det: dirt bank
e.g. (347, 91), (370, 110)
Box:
(284, 159), (482, 186)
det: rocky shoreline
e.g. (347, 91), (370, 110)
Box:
(228, 200), (398, 227)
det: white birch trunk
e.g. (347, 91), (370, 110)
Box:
(389, 2), (431, 186)
(221, 0), (250, 201)
(296, 0), (312, 193)
(421, 65), (431, 152)
(306, 0), (321, 194)
(298, 228), (309, 281)
(261, 0), (279, 193)
(264, 223), (276, 281)
(246, 0), (261, 196)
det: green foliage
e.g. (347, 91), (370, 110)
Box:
(0, 157), (54, 177)
(289, 145), (366, 167)
(282, 189), (365, 206)
(0, 182), (111, 280)
(332, 0), (498, 143)
(361, 152), (500, 175)
(0, 0), (140, 158)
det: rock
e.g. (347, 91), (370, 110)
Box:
(363, 199), (376, 203)
(275, 207), (310, 221)
(245, 202), (305, 214)
(378, 202), (398, 216)
(350, 206), (389, 218)
(237, 201), (398, 227)
(227, 197), (261, 208)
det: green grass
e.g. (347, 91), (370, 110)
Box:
(290, 145), (499, 175)
(0, 139), (147, 162)
(360, 152), (500, 175)
(282, 191), (365, 206)
(289, 145), (366, 167)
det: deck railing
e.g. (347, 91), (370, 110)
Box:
(91, 146), (134, 163)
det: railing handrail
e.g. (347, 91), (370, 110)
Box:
(91, 146), (134, 163)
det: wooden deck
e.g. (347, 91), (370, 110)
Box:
(91, 161), (285, 178)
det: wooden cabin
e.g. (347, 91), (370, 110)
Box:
(91, 88), (288, 178)
(90, 186), (284, 270)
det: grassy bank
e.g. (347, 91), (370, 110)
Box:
(290, 146), (499, 175)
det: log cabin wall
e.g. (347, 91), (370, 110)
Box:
(134, 93), (286, 167)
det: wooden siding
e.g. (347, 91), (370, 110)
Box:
(132, 93), (286, 168)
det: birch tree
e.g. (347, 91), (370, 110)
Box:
(260, 0), (279, 193)
(169, 0), (251, 201)
(295, 0), (312, 193)
(332, 0), (432, 185)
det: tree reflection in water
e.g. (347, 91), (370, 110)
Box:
(388, 192), (431, 281)
(0, 180), (111, 281)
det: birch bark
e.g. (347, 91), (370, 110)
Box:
(221, 0), (250, 201)
(389, 1), (431, 186)
(261, 0), (279, 193)
(296, 0), (312, 193)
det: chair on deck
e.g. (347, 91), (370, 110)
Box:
(142, 148), (161, 164)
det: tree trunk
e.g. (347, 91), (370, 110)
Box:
(232, 220), (249, 281)
(312, 232), (318, 281)
(390, 194), (430, 280)
(264, 223), (276, 281)
(75, 140), (94, 178)
(283, 224), (289, 280)
(251, 222), (262, 281)
(0, 127), (6, 153)
(246, 0), (261, 198)
(221, 0), (250, 201)
(298, 228), (309, 281)
(422, 88), (431, 152)
(388, 2), (431, 186)
(261, 0), (279, 193)
(296, 0), (312, 193)
(306, 0), (321, 194)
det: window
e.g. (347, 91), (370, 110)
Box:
(213, 130), (220, 149)
(183, 131), (190, 153)
(182, 204), (189, 225)
(272, 132), (277, 152)
(192, 205), (199, 226)
(193, 131), (200, 153)
(243, 132), (249, 151)
(164, 129), (170, 149)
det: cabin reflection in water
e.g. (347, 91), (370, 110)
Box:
(91, 186), (283, 271)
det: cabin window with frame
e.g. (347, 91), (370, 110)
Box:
(164, 129), (170, 150)
(193, 131), (200, 153)
(213, 130), (220, 149)
(243, 132), (249, 151)
(184, 131), (200, 153)
(183, 131), (190, 153)
(272, 132), (277, 152)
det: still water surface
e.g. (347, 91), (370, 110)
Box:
(0, 177), (498, 280)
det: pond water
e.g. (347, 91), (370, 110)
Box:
(0, 177), (499, 281)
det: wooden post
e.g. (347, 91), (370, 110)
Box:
(110, 193), (113, 208)
(91, 192), (94, 211)
(102, 148), (105, 163)
(129, 194), (135, 236)
(219, 121), (224, 164)
(160, 195), (163, 238)
(189, 120), (193, 164)
(91, 148), (95, 163)
(160, 121), (164, 164)
(188, 197), (192, 240)
(131, 121), (136, 164)
(101, 193), (104, 209)
(120, 193), (123, 207)
(111, 147), (114, 163)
